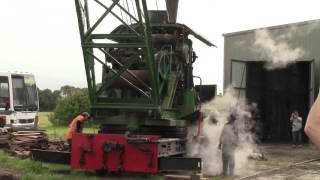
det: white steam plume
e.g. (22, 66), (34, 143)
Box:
(187, 88), (258, 175)
(253, 28), (305, 70)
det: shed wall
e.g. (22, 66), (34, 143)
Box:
(224, 21), (320, 98)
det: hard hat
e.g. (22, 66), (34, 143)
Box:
(82, 112), (90, 118)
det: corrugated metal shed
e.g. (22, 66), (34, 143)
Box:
(223, 19), (320, 97)
(223, 19), (320, 141)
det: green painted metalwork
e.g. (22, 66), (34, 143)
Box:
(161, 74), (177, 110)
(178, 90), (197, 118)
(158, 52), (171, 97)
(74, 0), (213, 134)
(74, 0), (160, 112)
(95, 54), (139, 97)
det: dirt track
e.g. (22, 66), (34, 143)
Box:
(236, 143), (320, 180)
(0, 166), (20, 180)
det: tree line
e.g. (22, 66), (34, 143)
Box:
(38, 85), (89, 125)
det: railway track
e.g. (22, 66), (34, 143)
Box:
(236, 158), (320, 180)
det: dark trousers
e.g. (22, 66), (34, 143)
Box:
(292, 131), (301, 145)
(67, 139), (72, 151)
(222, 150), (235, 176)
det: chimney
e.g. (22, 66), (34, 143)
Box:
(166, 0), (179, 23)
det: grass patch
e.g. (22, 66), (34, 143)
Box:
(0, 151), (163, 179)
(0, 151), (101, 180)
(38, 112), (99, 139)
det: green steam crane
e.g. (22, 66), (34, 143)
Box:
(75, 0), (214, 138)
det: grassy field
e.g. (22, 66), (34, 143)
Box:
(38, 112), (99, 139)
(0, 151), (104, 180)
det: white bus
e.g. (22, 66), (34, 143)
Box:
(0, 72), (39, 129)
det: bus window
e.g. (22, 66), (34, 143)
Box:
(0, 76), (10, 110)
(24, 75), (38, 111)
(12, 75), (38, 111)
(12, 76), (25, 110)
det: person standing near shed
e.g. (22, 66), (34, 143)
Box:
(66, 112), (90, 150)
(219, 113), (239, 176)
(290, 111), (302, 148)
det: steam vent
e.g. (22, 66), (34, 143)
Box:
(223, 19), (320, 142)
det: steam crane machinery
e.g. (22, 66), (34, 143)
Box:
(72, 0), (214, 173)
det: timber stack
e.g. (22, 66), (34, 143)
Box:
(8, 130), (49, 158)
(47, 139), (69, 152)
(0, 127), (11, 147)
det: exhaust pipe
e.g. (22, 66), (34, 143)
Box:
(166, 0), (179, 23)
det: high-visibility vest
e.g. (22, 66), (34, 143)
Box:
(66, 115), (87, 140)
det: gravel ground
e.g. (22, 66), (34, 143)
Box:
(236, 143), (320, 180)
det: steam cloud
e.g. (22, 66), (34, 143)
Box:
(253, 28), (305, 70)
(187, 88), (258, 175)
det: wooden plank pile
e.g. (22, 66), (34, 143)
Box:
(0, 129), (69, 158)
(47, 139), (69, 152)
(8, 130), (49, 158)
(0, 127), (11, 147)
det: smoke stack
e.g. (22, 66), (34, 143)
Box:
(166, 0), (179, 23)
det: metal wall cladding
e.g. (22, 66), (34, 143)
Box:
(223, 19), (320, 95)
(223, 20), (320, 141)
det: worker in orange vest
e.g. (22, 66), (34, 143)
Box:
(66, 112), (90, 150)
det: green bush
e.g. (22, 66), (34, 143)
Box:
(50, 90), (90, 125)
(38, 88), (61, 112)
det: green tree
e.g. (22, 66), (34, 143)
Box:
(51, 89), (89, 125)
(60, 85), (81, 97)
(38, 88), (61, 111)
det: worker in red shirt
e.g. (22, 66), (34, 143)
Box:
(66, 112), (90, 150)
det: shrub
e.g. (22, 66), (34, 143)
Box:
(50, 90), (89, 125)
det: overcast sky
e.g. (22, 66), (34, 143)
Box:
(0, 0), (319, 93)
